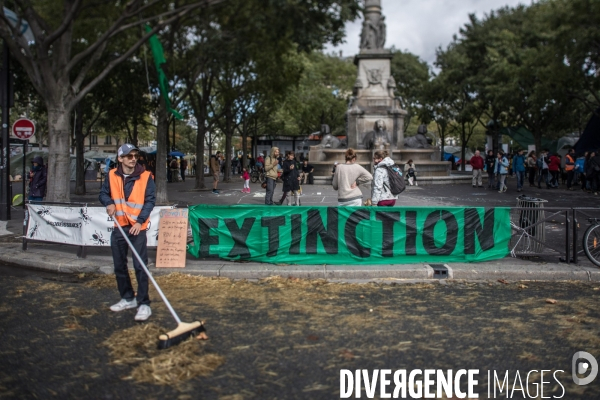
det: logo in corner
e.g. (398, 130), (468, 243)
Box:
(572, 351), (598, 386)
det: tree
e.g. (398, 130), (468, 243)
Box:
(390, 49), (430, 131)
(272, 52), (356, 137)
(446, 5), (575, 151)
(434, 41), (484, 170)
(0, 0), (223, 202)
(543, 0), (600, 116)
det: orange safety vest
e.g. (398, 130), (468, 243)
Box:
(565, 154), (575, 171)
(109, 169), (151, 229)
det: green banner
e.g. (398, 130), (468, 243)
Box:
(188, 205), (511, 265)
(145, 25), (183, 120)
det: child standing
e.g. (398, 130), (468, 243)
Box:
(241, 167), (250, 193)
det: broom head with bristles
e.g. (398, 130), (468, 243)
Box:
(157, 321), (206, 350)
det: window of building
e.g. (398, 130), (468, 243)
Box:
(104, 136), (112, 145)
(91, 135), (98, 145)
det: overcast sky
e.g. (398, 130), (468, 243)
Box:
(325, 0), (531, 66)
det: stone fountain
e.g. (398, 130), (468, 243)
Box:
(310, 0), (450, 182)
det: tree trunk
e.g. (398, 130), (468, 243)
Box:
(195, 123), (206, 189)
(74, 103), (86, 195)
(241, 122), (248, 170)
(224, 131), (232, 182)
(224, 105), (233, 182)
(460, 122), (466, 172)
(437, 122), (446, 162)
(534, 132), (542, 153)
(46, 106), (72, 203)
(155, 99), (169, 205)
(132, 114), (139, 147)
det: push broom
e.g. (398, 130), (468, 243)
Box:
(114, 223), (207, 349)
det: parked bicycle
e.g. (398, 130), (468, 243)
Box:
(583, 218), (600, 267)
(250, 168), (265, 183)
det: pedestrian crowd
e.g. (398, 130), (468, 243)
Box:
(470, 147), (600, 195)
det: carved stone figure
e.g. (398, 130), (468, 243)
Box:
(359, 15), (386, 50)
(403, 124), (432, 148)
(365, 66), (383, 86)
(319, 134), (346, 149)
(362, 120), (391, 150)
(377, 16), (386, 49)
(360, 19), (378, 49)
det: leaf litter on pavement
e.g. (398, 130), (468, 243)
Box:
(5, 272), (600, 398)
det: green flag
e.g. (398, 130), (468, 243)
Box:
(145, 25), (183, 120)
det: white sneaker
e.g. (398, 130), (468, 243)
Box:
(110, 298), (137, 312)
(135, 305), (152, 321)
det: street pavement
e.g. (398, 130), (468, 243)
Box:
(0, 264), (599, 399)
(0, 174), (598, 281)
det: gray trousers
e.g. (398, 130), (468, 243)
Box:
(265, 177), (276, 205)
(472, 169), (483, 186)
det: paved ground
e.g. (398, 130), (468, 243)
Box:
(69, 173), (600, 208)
(0, 264), (599, 399)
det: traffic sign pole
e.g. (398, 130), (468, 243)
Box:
(0, 44), (10, 221)
(22, 140), (27, 209)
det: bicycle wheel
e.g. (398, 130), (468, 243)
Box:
(583, 224), (600, 267)
(251, 173), (258, 183)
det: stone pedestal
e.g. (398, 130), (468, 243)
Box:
(347, 50), (407, 151)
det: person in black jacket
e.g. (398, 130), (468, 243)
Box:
(99, 144), (156, 322)
(276, 151), (301, 205)
(28, 156), (47, 202)
(301, 160), (314, 185)
(485, 150), (496, 189)
(590, 150), (600, 195)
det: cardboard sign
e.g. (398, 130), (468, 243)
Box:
(156, 209), (189, 268)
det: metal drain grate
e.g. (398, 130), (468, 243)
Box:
(428, 264), (449, 279)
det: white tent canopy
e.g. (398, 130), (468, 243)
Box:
(10, 151), (98, 181)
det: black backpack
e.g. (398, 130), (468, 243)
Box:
(384, 165), (406, 195)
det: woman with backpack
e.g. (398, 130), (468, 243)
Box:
(372, 151), (399, 206)
(404, 159), (418, 186)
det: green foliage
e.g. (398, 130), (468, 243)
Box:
(429, 0), (600, 152)
(271, 52), (356, 137)
(390, 49), (430, 129)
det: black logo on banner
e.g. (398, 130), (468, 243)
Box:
(79, 208), (92, 225)
(28, 223), (39, 238)
(91, 231), (109, 245)
(36, 207), (52, 217)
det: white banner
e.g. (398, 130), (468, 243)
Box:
(26, 205), (173, 247)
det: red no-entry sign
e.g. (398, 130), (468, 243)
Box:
(12, 118), (36, 140)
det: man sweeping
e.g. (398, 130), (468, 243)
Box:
(99, 144), (156, 321)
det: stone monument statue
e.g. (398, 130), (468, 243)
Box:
(319, 134), (345, 149)
(404, 124), (432, 148)
(359, 0), (386, 50)
(362, 120), (391, 150)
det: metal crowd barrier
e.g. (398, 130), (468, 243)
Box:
(572, 208), (600, 264)
(20, 201), (600, 265)
(509, 207), (572, 262)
